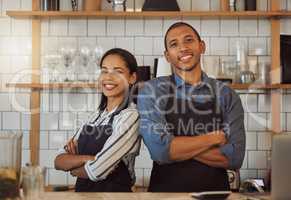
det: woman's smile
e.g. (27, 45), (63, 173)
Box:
(103, 82), (118, 91)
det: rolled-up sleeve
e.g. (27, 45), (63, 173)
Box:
(137, 81), (174, 164)
(220, 87), (246, 170)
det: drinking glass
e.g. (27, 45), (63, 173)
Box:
(22, 165), (46, 200)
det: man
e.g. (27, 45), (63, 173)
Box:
(137, 22), (245, 192)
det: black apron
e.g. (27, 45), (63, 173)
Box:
(148, 75), (229, 192)
(75, 109), (132, 192)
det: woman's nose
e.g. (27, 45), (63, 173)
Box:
(103, 70), (117, 79)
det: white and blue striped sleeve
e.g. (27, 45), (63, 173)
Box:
(84, 108), (140, 182)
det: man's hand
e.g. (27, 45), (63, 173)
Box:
(64, 139), (78, 154)
(209, 130), (227, 146)
(169, 130), (227, 161)
(194, 147), (229, 168)
(191, 131), (228, 168)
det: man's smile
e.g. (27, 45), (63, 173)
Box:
(178, 53), (193, 63)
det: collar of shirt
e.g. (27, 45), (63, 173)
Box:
(173, 71), (215, 103)
(174, 71), (212, 91)
(89, 106), (118, 125)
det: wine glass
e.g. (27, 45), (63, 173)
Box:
(60, 47), (76, 82)
(90, 45), (103, 82)
(78, 46), (91, 82)
(44, 54), (61, 82)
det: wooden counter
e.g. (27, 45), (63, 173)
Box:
(38, 192), (270, 200)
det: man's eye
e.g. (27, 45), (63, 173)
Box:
(185, 38), (194, 43)
(116, 70), (124, 74)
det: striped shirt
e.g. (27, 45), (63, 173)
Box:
(57, 103), (141, 184)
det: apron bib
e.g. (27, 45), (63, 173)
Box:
(148, 75), (229, 192)
(75, 110), (132, 192)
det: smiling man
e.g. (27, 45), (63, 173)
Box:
(137, 22), (246, 192)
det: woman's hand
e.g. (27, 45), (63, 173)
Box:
(55, 154), (95, 172)
(64, 139), (78, 154)
(70, 166), (88, 179)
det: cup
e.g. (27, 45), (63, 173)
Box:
(40, 0), (60, 11)
(83, 0), (102, 11)
(235, 0), (245, 11)
(22, 165), (46, 200)
(257, 62), (270, 84)
(220, 0), (229, 11)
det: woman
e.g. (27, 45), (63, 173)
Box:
(54, 48), (141, 192)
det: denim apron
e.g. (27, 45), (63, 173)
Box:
(75, 108), (132, 192)
(148, 75), (229, 192)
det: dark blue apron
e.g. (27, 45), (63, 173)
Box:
(148, 75), (229, 192)
(75, 109), (132, 192)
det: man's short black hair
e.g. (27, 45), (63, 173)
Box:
(164, 22), (202, 50)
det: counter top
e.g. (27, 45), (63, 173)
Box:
(38, 192), (270, 200)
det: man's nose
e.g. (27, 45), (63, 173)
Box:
(178, 43), (188, 51)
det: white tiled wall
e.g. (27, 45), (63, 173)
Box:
(1, 0), (291, 187)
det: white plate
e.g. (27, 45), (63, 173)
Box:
(191, 191), (231, 200)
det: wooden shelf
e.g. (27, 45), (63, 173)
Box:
(272, 84), (291, 89)
(231, 84), (291, 90)
(230, 83), (275, 90)
(276, 11), (291, 17)
(6, 10), (289, 18)
(6, 83), (100, 89)
(7, 83), (291, 90)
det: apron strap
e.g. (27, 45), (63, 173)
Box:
(107, 95), (130, 125)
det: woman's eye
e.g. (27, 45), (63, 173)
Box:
(101, 69), (108, 74)
(169, 43), (177, 48)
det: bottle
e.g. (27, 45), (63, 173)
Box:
(229, 0), (236, 11)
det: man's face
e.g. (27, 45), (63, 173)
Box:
(164, 25), (205, 72)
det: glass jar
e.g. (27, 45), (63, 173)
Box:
(0, 131), (22, 199)
(219, 60), (239, 83)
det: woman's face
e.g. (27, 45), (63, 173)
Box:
(99, 54), (136, 99)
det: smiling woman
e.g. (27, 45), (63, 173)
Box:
(98, 49), (138, 111)
(54, 48), (141, 192)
